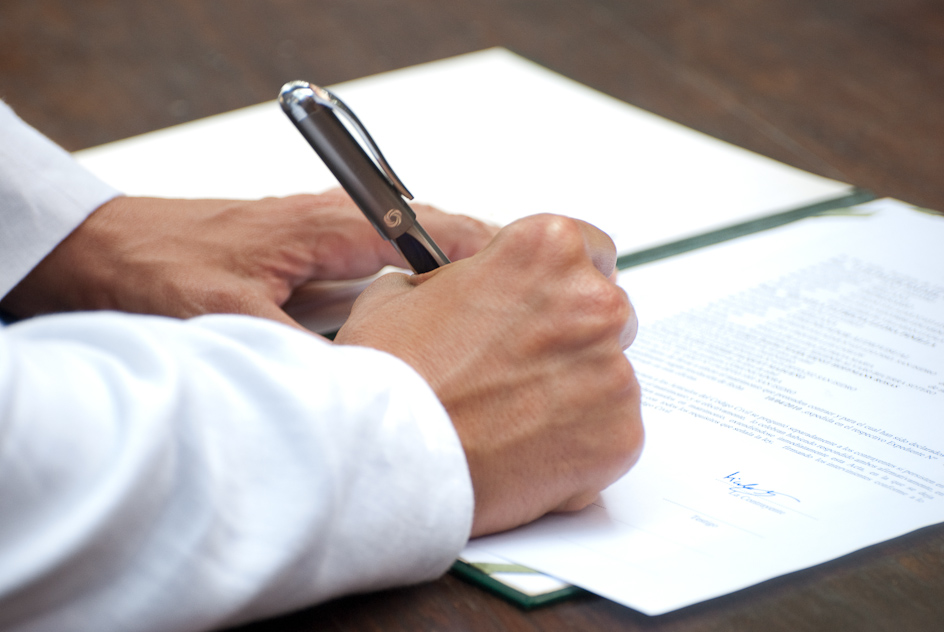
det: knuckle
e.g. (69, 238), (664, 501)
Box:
(508, 214), (586, 263)
(573, 276), (633, 338)
(593, 278), (630, 318)
(200, 286), (247, 313)
(525, 278), (630, 353)
(600, 353), (640, 400)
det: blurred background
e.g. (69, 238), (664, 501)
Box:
(2, 0), (943, 212)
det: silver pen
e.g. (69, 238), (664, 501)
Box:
(279, 81), (449, 273)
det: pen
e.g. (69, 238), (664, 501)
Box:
(279, 81), (449, 273)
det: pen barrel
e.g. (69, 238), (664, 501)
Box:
(288, 106), (415, 241)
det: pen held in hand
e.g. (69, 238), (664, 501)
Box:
(279, 81), (449, 274)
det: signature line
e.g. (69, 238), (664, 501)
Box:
(662, 499), (765, 539)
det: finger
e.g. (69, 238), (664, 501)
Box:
(226, 291), (314, 332)
(488, 215), (617, 279)
(280, 193), (497, 280)
(282, 192), (402, 278)
(299, 190), (498, 266)
(621, 299), (639, 349)
(356, 269), (417, 300)
(332, 271), (418, 347)
(570, 219), (637, 347)
(340, 269), (414, 319)
(574, 220), (618, 279)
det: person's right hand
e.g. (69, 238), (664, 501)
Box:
(334, 214), (643, 537)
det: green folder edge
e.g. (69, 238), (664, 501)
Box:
(615, 187), (876, 270)
(450, 559), (588, 609)
(451, 187), (877, 609)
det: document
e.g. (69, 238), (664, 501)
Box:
(467, 199), (944, 614)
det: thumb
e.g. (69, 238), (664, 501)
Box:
(334, 271), (417, 347)
(350, 270), (416, 309)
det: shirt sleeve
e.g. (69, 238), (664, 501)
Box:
(0, 311), (474, 632)
(0, 101), (121, 297)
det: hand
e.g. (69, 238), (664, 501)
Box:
(0, 189), (497, 329)
(335, 214), (643, 537)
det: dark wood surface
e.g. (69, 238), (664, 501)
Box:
(3, 1), (943, 630)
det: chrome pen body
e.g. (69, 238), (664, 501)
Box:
(279, 81), (449, 273)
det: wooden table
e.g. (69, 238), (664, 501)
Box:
(3, 2), (943, 630)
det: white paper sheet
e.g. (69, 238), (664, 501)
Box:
(74, 48), (850, 256)
(468, 199), (944, 614)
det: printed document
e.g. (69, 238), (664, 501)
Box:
(467, 200), (944, 614)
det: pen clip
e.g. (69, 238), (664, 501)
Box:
(303, 83), (414, 201)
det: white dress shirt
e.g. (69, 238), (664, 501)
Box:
(0, 103), (473, 631)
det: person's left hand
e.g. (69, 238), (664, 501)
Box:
(0, 189), (497, 329)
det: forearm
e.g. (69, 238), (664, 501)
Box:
(0, 312), (472, 631)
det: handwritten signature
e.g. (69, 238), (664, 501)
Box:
(724, 472), (800, 503)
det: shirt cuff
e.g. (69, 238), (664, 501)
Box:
(0, 101), (121, 297)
